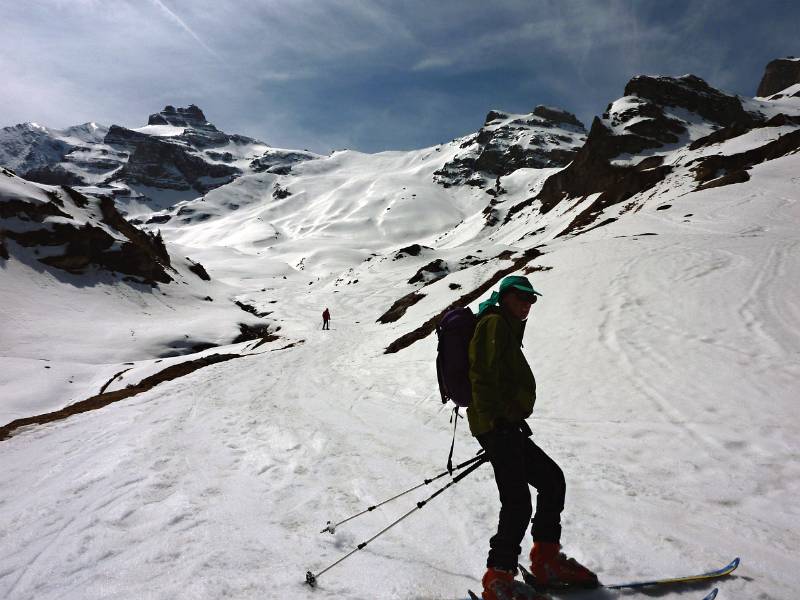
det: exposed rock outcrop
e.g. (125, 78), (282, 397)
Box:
(118, 136), (240, 192)
(250, 149), (320, 175)
(625, 74), (756, 128)
(532, 105), (584, 128)
(506, 74), (763, 233)
(408, 258), (448, 284)
(0, 123), (73, 174)
(757, 57), (800, 97)
(104, 125), (152, 151)
(148, 104), (208, 128)
(1, 173), (174, 283)
(690, 128), (800, 189)
(434, 106), (586, 188)
(376, 292), (426, 324)
(394, 244), (432, 259)
(1, 106), (270, 206)
(21, 164), (86, 186)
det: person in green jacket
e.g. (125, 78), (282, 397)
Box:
(470, 275), (597, 600)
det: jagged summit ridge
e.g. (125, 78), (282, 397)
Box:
(434, 104), (587, 188)
(532, 105), (584, 128)
(0, 104), (315, 213)
(503, 66), (800, 237)
(623, 74), (755, 127)
(148, 104), (210, 128)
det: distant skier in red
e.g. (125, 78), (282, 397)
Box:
(322, 308), (331, 330)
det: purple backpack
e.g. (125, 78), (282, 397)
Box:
(436, 307), (477, 408)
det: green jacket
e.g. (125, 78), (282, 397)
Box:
(467, 307), (536, 436)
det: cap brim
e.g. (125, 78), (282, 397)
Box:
(509, 284), (542, 297)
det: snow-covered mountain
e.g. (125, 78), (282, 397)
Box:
(433, 104), (587, 189)
(1, 58), (800, 600)
(0, 105), (320, 217)
(0, 121), (109, 183)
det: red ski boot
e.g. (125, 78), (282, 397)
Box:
(528, 542), (599, 590)
(481, 567), (549, 600)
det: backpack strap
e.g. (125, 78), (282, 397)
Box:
(447, 406), (462, 475)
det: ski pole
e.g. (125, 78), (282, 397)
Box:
(319, 451), (485, 534)
(305, 456), (486, 587)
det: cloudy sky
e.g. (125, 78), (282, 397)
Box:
(2, 0), (798, 153)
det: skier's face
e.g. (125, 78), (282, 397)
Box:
(504, 290), (535, 320)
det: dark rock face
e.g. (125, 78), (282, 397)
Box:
(119, 137), (240, 192)
(434, 107), (586, 188)
(1, 175), (173, 284)
(408, 258), (448, 284)
(147, 105), (265, 150)
(22, 165), (85, 186)
(272, 185), (291, 199)
(188, 259), (211, 281)
(690, 128), (800, 189)
(148, 104), (209, 128)
(506, 69), (800, 235)
(532, 105), (583, 128)
(507, 115), (672, 227)
(757, 57), (800, 97)
(394, 244), (432, 259)
(233, 322), (279, 344)
(506, 75), (757, 230)
(104, 125), (152, 151)
(250, 149), (319, 174)
(0, 124), (73, 176)
(625, 75), (755, 127)
(376, 291), (426, 323)
(1, 107), (269, 204)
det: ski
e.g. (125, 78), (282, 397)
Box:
(467, 581), (550, 600)
(517, 557), (737, 592)
(467, 581), (553, 600)
(604, 557), (739, 590)
(468, 586), (718, 600)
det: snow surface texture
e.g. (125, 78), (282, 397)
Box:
(2, 89), (800, 600)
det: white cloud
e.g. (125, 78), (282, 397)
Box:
(412, 56), (455, 71)
(0, 0), (796, 153)
(148, 0), (220, 58)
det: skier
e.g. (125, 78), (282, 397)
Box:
(469, 275), (597, 600)
(322, 307), (331, 330)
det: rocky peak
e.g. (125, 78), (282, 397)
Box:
(0, 122), (71, 172)
(60, 122), (109, 144)
(532, 105), (584, 128)
(757, 57), (800, 97)
(506, 62), (800, 237)
(148, 104), (210, 129)
(624, 74), (754, 127)
(434, 106), (587, 188)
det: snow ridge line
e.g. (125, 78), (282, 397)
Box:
(0, 353), (243, 441)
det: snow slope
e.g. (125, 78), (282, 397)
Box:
(2, 75), (800, 600)
(2, 155), (799, 600)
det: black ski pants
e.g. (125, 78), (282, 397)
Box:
(476, 422), (565, 571)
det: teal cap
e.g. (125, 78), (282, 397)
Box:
(498, 275), (541, 299)
(478, 275), (542, 315)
